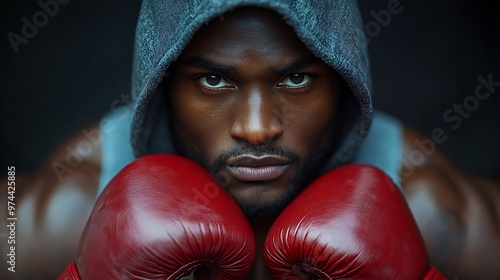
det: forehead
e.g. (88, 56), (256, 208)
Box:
(178, 6), (316, 65)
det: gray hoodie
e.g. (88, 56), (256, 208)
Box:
(97, 0), (403, 195)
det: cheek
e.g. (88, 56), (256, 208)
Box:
(282, 92), (338, 156)
(170, 86), (233, 160)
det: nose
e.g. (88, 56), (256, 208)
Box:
(230, 87), (284, 145)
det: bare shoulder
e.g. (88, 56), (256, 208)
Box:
(0, 124), (101, 279)
(400, 126), (500, 279)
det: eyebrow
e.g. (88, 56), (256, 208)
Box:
(181, 56), (236, 74)
(180, 56), (323, 75)
(274, 57), (323, 75)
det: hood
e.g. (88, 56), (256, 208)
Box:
(130, 0), (373, 171)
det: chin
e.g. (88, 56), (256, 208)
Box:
(225, 181), (302, 219)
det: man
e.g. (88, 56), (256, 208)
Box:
(2, 0), (499, 279)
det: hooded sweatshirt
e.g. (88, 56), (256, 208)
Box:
(97, 0), (403, 195)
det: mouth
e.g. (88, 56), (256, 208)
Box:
(225, 154), (292, 182)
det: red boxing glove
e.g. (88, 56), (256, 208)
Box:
(58, 154), (255, 280)
(264, 164), (445, 280)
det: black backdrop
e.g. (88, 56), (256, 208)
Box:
(1, 0), (499, 180)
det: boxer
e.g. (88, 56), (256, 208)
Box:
(3, 1), (499, 279)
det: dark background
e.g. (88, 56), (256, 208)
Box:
(1, 0), (499, 180)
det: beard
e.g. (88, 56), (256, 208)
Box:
(210, 143), (302, 219)
(171, 125), (337, 219)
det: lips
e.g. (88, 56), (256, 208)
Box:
(226, 155), (292, 182)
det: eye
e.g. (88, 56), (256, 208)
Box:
(198, 75), (233, 89)
(278, 73), (311, 88)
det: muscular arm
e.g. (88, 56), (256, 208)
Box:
(401, 127), (500, 279)
(0, 125), (101, 279)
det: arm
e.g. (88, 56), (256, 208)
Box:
(401, 127), (500, 279)
(0, 125), (101, 279)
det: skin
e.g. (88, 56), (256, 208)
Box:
(168, 10), (340, 277)
(168, 8), (340, 219)
(0, 125), (100, 279)
(1, 7), (499, 280)
(401, 127), (500, 279)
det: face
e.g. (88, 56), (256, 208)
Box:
(168, 7), (341, 218)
